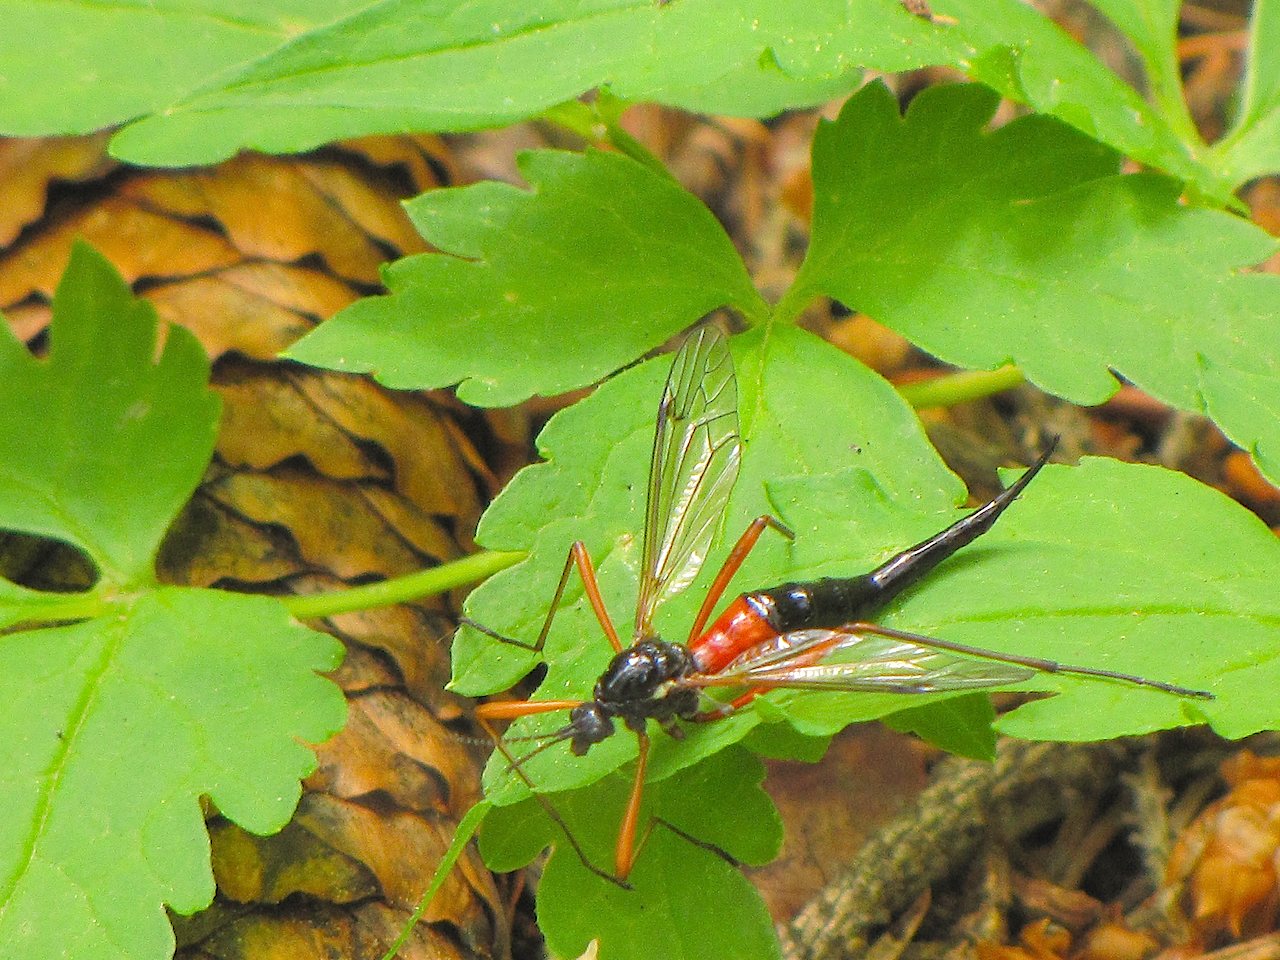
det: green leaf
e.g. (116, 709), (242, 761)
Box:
(1210, 0), (1280, 185)
(0, 1), (365, 137)
(0, 247), (347, 959)
(461, 324), (1279, 956)
(762, 455), (1279, 742)
(10, 0), (1268, 196)
(740, 720), (831, 762)
(458, 326), (967, 822)
(0, 241), (219, 586)
(104, 0), (959, 166)
(884, 693), (997, 761)
(790, 82), (1280, 485)
(0, 590), (345, 959)
(939, 0), (1224, 196)
(286, 149), (766, 405)
(451, 325), (957, 752)
(455, 322), (1275, 787)
(480, 748), (781, 960)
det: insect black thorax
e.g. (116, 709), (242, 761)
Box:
(563, 640), (701, 756)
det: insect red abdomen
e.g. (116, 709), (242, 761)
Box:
(691, 595), (779, 673)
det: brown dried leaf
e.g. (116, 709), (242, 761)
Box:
(829, 313), (914, 377)
(121, 155), (396, 284)
(0, 135), (115, 246)
(296, 160), (431, 255)
(0, 134), (514, 957)
(179, 908), (364, 960)
(148, 263), (357, 361)
(1222, 451), (1280, 515)
(1078, 923), (1158, 960)
(0, 139), (450, 363)
(978, 918), (1073, 960)
(310, 690), (481, 815)
(0, 195), (242, 302)
(176, 896), (490, 960)
(202, 468), (443, 581)
(318, 594), (456, 701)
(210, 811), (379, 906)
(157, 488), (300, 588)
(982, 918), (1157, 960)
(1012, 875), (1104, 933)
(287, 370), (491, 518)
(340, 134), (458, 195)
(1168, 751), (1280, 943)
(751, 725), (929, 920)
(217, 360), (488, 529)
(296, 794), (491, 917)
(0, 299), (54, 344)
(217, 361), (391, 482)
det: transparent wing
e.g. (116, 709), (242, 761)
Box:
(634, 327), (741, 635)
(688, 627), (1036, 693)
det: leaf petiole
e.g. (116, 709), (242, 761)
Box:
(898, 365), (1026, 409)
(4, 588), (113, 627)
(281, 550), (523, 620)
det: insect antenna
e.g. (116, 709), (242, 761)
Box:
(444, 724), (570, 750)
(504, 726), (576, 764)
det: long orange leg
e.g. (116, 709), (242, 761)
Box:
(566, 541), (624, 653)
(465, 540), (623, 654)
(475, 698), (586, 720)
(614, 733), (650, 879)
(477, 715), (632, 890)
(687, 515), (794, 645)
(467, 543), (634, 884)
(613, 732), (742, 877)
(481, 717), (737, 884)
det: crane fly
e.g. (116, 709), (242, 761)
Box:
(471, 327), (1212, 888)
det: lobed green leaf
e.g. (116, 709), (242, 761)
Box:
(0, 590), (346, 959)
(104, 0), (955, 165)
(481, 748), (782, 960)
(286, 149), (765, 404)
(0, 242), (219, 586)
(884, 693), (998, 761)
(5, 1), (1274, 196)
(791, 82), (1280, 485)
(459, 325), (1278, 957)
(0, 247), (347, 960)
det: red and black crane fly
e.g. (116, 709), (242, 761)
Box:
(471, 327), (1211, 887)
